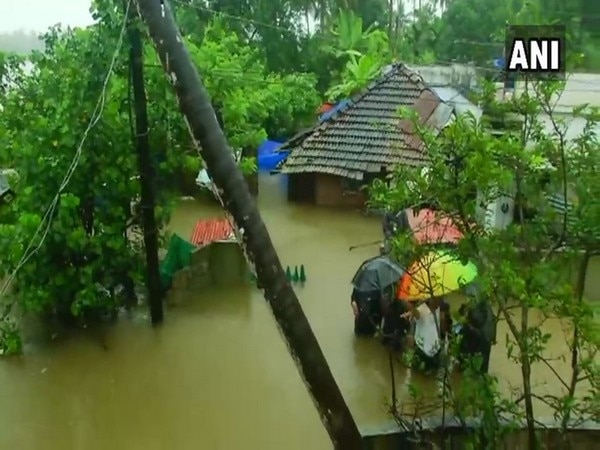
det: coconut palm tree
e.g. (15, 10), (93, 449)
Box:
(134, 1), (364, 449)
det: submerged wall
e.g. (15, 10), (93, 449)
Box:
(167, 242), (248, 306)
(362, 417), (600, 450)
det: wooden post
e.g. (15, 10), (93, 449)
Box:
(133, 1), (363, 448)
(127, 6), (164, 324)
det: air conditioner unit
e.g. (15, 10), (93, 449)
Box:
(477, 189), (515, 231)
(477, 181), (515, 231)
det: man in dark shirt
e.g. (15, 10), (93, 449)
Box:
(351, 288), (383, 336)
(382, 298), (412, 351)
(457, 295), (496, 374)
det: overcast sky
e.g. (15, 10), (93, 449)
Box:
(0, 0), (93, 32)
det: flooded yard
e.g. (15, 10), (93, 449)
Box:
(0, 174), (597, 449)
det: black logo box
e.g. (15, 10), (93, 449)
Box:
(504, 24), (566, 81)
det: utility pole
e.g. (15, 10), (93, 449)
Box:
(133, 1), (362, 448)
(127, 7), (164, 325)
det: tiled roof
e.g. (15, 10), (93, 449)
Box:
(190, 218), (235, 247)
(405, 209), (463, 245)
(279, 63), (445, 180)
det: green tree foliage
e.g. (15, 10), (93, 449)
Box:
(174, 0), (600, 86)
(185, 18), (320, 145)
(0, 0), (320, 353)
(175, 0), (306, 73)
(434, 0), (600, 70)
(0, 23), (156, 329)
(323, 10), (391, 100)
(435, 0), (515, 65)
(369, 81), (599, 446)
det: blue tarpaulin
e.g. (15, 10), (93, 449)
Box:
(257, 139), (289, 172)
(256, 100), (351, 173)
(258, 140), (282, 156)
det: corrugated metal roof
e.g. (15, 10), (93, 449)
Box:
(190, 218), (235, 247)
(430, 86), (482, 120)
(406, 209), (463, 245)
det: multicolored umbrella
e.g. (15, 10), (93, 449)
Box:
(396, 250), (478, 301)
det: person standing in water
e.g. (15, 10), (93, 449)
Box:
(381, 298), (413, 351)
(457, 284), (496, 374)
(351, 287), (384, 337)
(403, 296), (451, 373)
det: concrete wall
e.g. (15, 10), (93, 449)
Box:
(363, 428), (600, 450)
(362, 418), (600, 450)
(408, 63), (479, 91)
(287, 173), (367, 208)
(495, 74), (600, 140)
(167, 242), (248, 306)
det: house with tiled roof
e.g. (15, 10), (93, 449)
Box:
(277, 62), (479, 208)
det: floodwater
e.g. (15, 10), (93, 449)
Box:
(0, 174), (597, 450)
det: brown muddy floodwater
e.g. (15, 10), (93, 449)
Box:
(0, 174), (597, 450)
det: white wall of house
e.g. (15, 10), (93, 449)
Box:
(403, 66), (599, 231)
(482, 73), (600, 230)
(408, 63), (479, 91)
(502, 72), (600, 140)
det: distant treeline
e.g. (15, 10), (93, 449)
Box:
(0, 30), (44, 54)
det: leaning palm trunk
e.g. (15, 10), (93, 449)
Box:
(133, 1), (363, 448)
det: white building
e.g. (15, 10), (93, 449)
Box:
(484, 73), (600, 230)
(504, 72), (600, 140)
(408, 66), (600, 231)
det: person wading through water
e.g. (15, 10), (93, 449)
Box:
(457, 284), (496, 374)
(381, 298), (412, 351)
(351, 287), (386, 336)
(403, 296), (451, 373)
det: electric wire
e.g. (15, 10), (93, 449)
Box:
(0, 0), (133, 304)
(3, 0), (598, 301)
(167, 0), (600, 95)
(169, 0), (600, 37)
(136, 0), (259, 276)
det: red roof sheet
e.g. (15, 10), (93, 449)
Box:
(190, 218), (235, 247)
(405, 209), (463, 245)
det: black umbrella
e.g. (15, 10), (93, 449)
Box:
(352, 255), (405, 293)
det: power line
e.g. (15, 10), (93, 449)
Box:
(135, 0), (259, 279)
(171, 0), (297, 34)
(0, 0), (133, 304)
(204, 66), (600, 93)
(168, 64), (600, 109)
(169, 0), (600, 91)
(171, 0), (600, 40)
